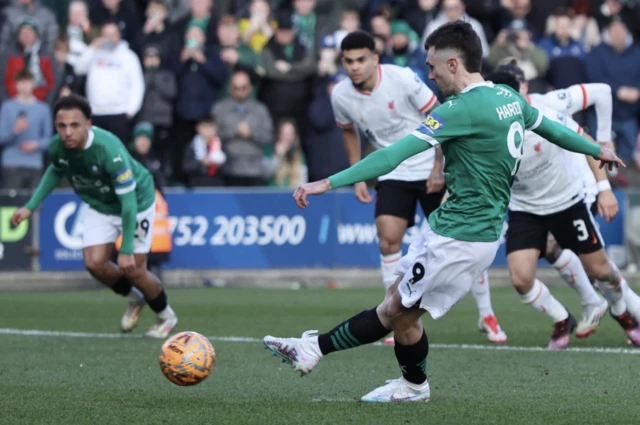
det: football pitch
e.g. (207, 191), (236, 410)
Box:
(1, 285), (640, 425)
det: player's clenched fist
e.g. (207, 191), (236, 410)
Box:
(118, 254), (137, 274)
(11, 207), (31, 227)
(293, 179), (332, 209)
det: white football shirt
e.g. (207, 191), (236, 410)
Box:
(530, 83), (613, 205)
(331, 64), (438, 181)
(509, 97), (585, 215)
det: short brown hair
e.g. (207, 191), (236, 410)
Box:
(219, 15), (237, 26)
(15, 68), (34, 81)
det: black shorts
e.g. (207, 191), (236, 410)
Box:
(506, 200), (603, 257)
(588, 195), (599, 215)
(374, 179), (446, 227)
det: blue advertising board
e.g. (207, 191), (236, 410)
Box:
(37, 189), (626, 271)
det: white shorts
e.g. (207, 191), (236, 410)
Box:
(82, 204), (155, 254)
(395, 224), (500, 319)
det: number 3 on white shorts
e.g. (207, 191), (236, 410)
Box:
(507, 121), (524, 176)
(573, 219), (588, 242)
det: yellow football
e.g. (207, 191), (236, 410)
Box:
(158, 331), (216, 386)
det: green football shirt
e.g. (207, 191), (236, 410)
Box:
(410, 82), (541, 242)
(47, 127), (155, 215)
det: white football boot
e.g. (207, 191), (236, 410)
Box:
(263, 330), (322, 376)
(144, 307), (178, 338)
(120, 298), (146, 333)
(575, 299), (608, 338)
(361, 377), (431, 403)
(477, 315), (508, 344)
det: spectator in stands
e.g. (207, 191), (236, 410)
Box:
(136, 0), (181, 69)
(502, 0), (539, 41)
(182, 115), (226, 187)
(594, 0), (640, 42)
(65, 0), (100, 73)
(386, 21), (430, 83)
(217, 15), (260, 99)
(487, 19), (549, 89)
(370, 11), (392, 50)
(539, 8), (587, 89)
(544, 2), (600, 53)
(163, 0), (191, 25)
(89, 0), (140, 45)
(373, 33), (392, 64)
(130, 121), (166, 190)
(423, 0), (490, 59)
(316, 35), (339, 80)
(0, 68), (52, 189)
(402, 0), (438, 40)
(74, 21), (145, 144)
(214, 70), (273, 186)
(304, 72), (349, 182)
(239, 0), (276, 53)
(264, 118), (307, 188)
(173, 24), (227, 183)
(174, 0), (219, 47)
(51, 37), (80, 103)
(3, 18), (55, 102)
(331, 9), (360, 48)
(292, 0), (318, 55)
(0, 0), (59, 54)
(138, 45), (177, 161)
(587, 19), (640, 163)
(259, 11), (315, 138)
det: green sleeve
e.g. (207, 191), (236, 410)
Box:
(25, 165), (63, 212)
(118, 190), (137, 255)
(532, 115), (601, 157)
(102, 142), (139, 255)
(328, 134), (432, 189)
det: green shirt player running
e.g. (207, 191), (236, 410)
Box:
(11, 94), (178, 338)
(262, 21), (624, 403)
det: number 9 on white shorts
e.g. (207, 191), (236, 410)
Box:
(82, 204), (156, 254)
(395, 224), (500, 319)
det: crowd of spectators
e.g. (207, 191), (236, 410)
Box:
(0, 0), (639, 190)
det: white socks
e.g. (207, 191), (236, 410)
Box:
(158, 305), (176, 320)
(128, 286), (144, 303)
(471, 270), (495, 317)
(595, 261), (627, 317)
(520, 279), (569, 323)
(552, 249), (601, 307)
(621, 279), (640, 318)
(381, 252), (402, 290)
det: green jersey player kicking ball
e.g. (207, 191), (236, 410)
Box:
(11, 94), (178, 338)
(263, 21), (624, 403)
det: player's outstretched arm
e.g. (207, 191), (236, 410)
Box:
(293, 134), (430, 208)
(531, 116), (624, 170)
(23, 165), (64, 213)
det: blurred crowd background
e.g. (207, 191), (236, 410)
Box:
(0, 0), (639, 192)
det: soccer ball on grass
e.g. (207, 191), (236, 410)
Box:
(159, 331), (216, 386)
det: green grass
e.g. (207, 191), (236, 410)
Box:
(1, 286), (640, 425)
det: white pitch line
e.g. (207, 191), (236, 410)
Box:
(0, 328), (638, 355)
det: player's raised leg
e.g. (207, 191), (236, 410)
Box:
(376, 212), (408, 346)
(120, 205), (177, 338)
(544, 235), (607, 338)
(128, 253), (178, 338)
(580, 251), (640, 346)
(83, 244), (146, 332)
(472, 271), (507, 343)
(508, 248), (576, 350)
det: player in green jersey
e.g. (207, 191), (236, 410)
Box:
(262, 21), (624, 402)
(11, 95), (178, 338)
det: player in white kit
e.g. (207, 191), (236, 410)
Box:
(331, 31), (506, 345)
(500, 60), (640, 342)
(488, 68), (640, 349)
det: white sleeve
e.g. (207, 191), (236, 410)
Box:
(401, 68), (437, 114)
(544, 83), (612, 141)
(330, 87), (354, 129)
(126, 51), (146, 116)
